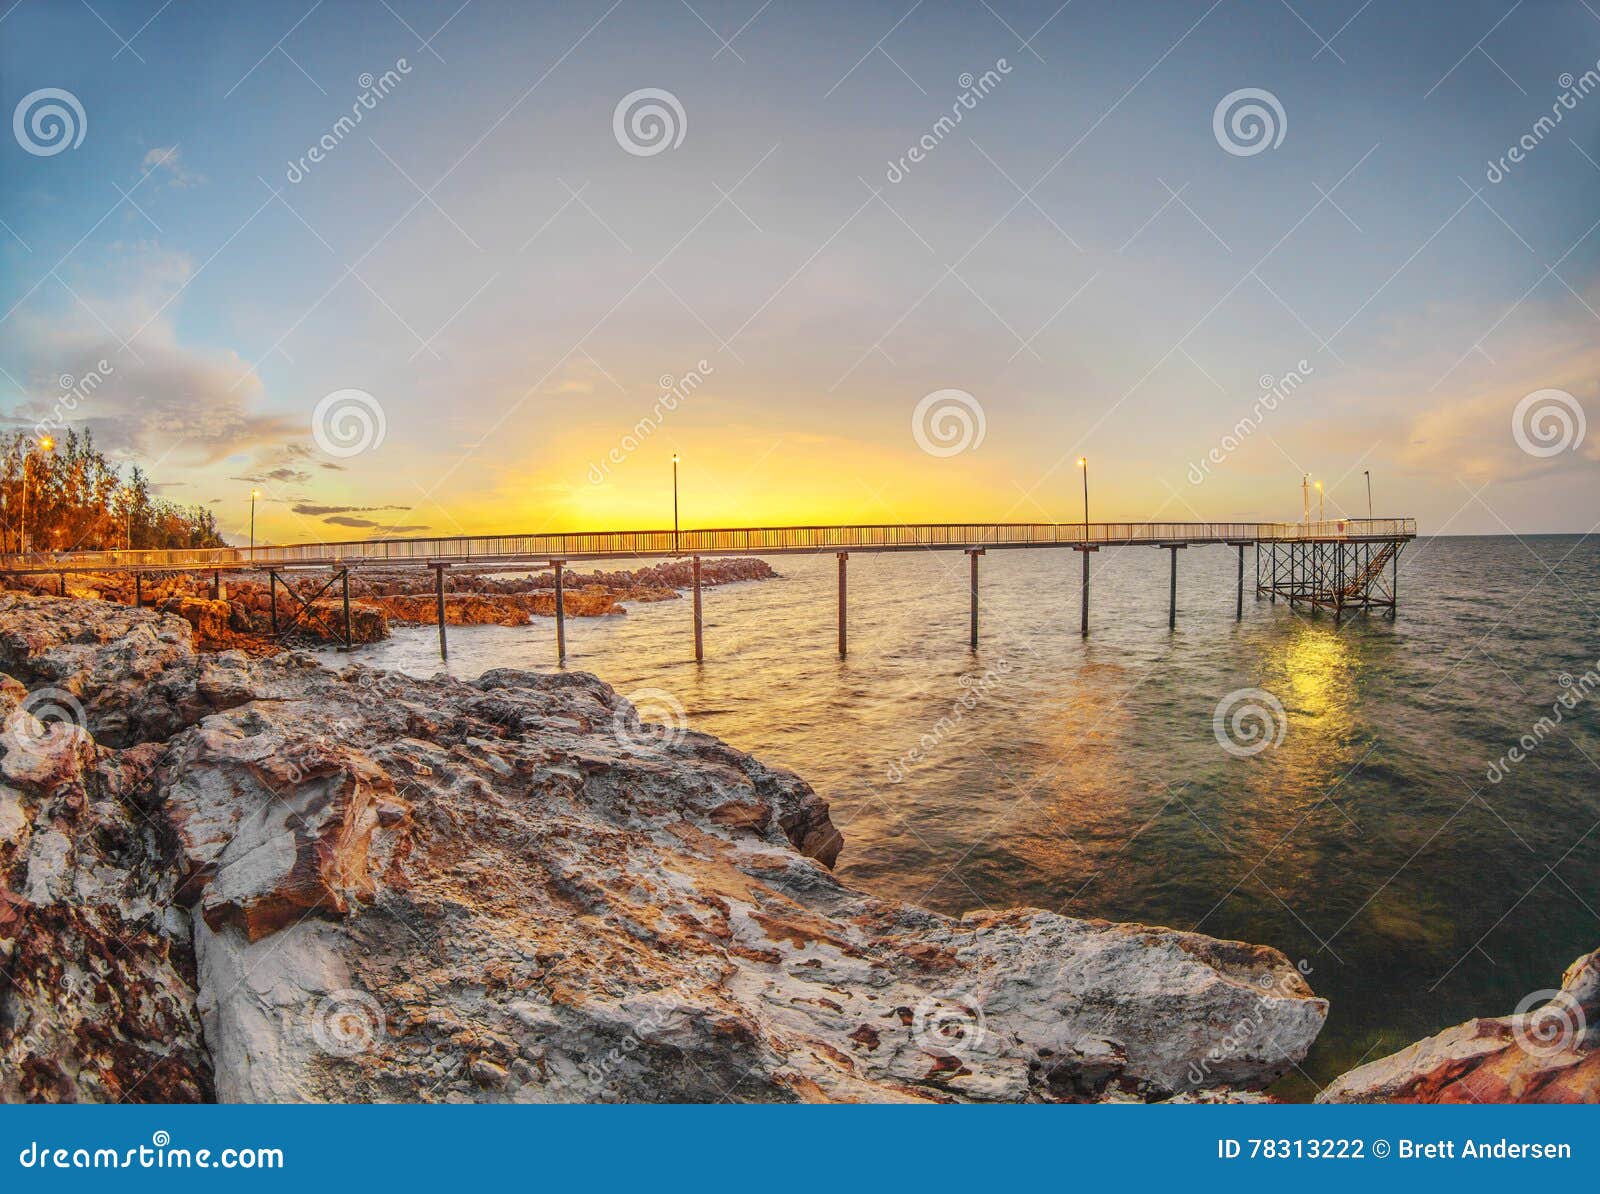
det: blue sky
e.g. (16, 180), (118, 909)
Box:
(2, 0), (1599, 539)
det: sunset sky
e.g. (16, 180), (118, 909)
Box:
(2, 0), (1599, 543)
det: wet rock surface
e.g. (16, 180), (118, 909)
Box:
(0, 594), (1328, 1103)
(1320, 948), (1600, 1103)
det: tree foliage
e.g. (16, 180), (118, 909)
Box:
(0, 430), (224, 553)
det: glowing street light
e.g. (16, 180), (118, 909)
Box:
(20, 434), (54, 557)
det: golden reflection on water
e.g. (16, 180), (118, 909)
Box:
(1267, 624), (1361, 802)
(1005, 659), (1139, 884)
(1281, 624), (1361, 740)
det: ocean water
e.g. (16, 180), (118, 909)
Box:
(323, 535), (1600, 1097)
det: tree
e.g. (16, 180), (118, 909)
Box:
(0, 433), (224, 553)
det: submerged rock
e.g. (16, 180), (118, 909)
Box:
(0, 594), (1327, 1103)
(1320, 948), (1600, 1103)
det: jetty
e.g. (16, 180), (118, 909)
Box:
(0, 518), (1416, 658)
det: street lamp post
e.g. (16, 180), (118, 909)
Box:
(21, 435), (54, 558)
(671, 454), (680, 555)
(250, 489), (260, 559)
(1364, 470), (1372, 520)
(1077, 456), (1088, 541)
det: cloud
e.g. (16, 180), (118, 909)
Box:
(0, 247), (298, 466)
(292, 503), (409, 516)
(323, 515), (430, 533)
(141, 146), (204, 188)
(233, 468), (312, 485)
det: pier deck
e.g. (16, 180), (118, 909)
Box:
(0, 518), (1417, 659)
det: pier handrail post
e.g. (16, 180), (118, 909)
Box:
(691, 555), (703, 662)
(552, 560), (566, 663)
(836, 552), (847, 658)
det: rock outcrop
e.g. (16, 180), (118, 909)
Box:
(0, 594), (1327, 1103)
(0, 559), (776, 646)
(1320, 948), (1600, 1103)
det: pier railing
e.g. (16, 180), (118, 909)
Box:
(0, 518), (1416, 574)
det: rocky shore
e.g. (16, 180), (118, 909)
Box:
(0, 559), (777, 651)
(1319, 948), (1600, 1103)
(0, 594), (1330, 1103)
(3, 592), (1590, 1103)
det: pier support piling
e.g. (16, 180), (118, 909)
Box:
(1075, 545), (1095, 637)
(433, 564), (448, 660)
(692, 555), (703, 662)
(837, 552), (848, 658)
(1235, 543), (1245, 620)
(966, 548), (983, 648)
(341, 568), (352, 650)
(552, 560), (567, 663)
(1164, 545), (1185, 630)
